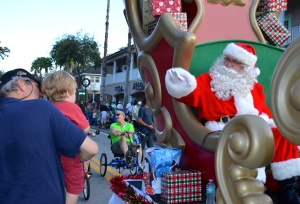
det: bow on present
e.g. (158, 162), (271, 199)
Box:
(169, 155), (181, 172)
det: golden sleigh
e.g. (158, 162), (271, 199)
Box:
(124, 0), (300, 203)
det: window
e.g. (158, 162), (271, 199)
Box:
(284, 16), (291, 29)
(90, 76), (94, 82)
(95, 77), (100, 83)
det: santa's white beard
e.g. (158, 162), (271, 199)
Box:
(209, 58), (258, 101)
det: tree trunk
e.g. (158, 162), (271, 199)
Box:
(100, 0), (110, 102)
(124, 28), (132, 112)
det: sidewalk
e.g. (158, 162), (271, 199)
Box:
(91, 125), (109, 133)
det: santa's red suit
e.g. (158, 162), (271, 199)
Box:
(165, 43), (300, 186)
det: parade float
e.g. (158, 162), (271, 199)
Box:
(113, 0), (300, 203)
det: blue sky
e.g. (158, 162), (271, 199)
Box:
(0, 0), (129, 72)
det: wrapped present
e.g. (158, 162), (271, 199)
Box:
(257, 0), (287, 12)
(257, 12), (291, 46)
(141, 0), (158, 34)
(142, 172), (155, 194)
(161, 170), (202, 203)
(146, 147), (182, 194)
(148, 19), (158, 35)
(148, 12), (187, 35)
(152, 0), (182, 16)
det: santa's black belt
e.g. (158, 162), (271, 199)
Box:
(201, 115), (233, 125)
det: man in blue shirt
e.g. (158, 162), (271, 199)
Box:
(0, 68), (98, 204)
(138, 98), (155, 150)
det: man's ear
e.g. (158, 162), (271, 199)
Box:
(17, 79), (27, 92)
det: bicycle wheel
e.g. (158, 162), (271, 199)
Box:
(83, 174), (90, 200)
(138, 167), (143, 175)
(99, 153), (107, 177)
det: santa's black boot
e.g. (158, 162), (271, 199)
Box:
(277, 177), (300, 204)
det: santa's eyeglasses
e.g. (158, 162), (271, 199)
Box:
(223, 57), (245, 67)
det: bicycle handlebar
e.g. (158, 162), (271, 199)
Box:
(120, 131), (140, 148)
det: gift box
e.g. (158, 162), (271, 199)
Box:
(257, 0), (287, 12)
(146, 147), (182, 194)
(257, 12), (291, 46)
(152, 0), (181, 16)
(141, 0), (158, 34)
(161, 170), (202, 203)
(148, 12), (187, 35)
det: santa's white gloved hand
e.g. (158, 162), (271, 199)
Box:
(165, 67), (197, 99)
(167, 69), (191, 87)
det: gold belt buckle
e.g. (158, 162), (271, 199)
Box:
(220, 115), (231, 124)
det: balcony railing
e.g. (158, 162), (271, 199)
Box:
(283, 26), (300, 46)
(105, 68), (141, 85)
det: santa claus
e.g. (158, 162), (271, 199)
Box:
(165, 42), (300, 203)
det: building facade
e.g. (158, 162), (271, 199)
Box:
(282, 0), (300, 46)
(101, 45), (144, 105)
(76, 67), (101, 105)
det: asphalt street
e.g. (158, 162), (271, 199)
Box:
(76, 127), (115, 204)
(76, 127), (158, 204)
(74, 127), (228, 204)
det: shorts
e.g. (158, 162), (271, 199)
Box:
(101, 118), (106, 123)
(61, 154), (84, 194)
(111, 140), (133, 155)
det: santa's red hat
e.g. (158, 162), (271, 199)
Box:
(223, 42), (257, 68)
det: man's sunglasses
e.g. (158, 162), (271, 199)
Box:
(116, 113), (123, 116)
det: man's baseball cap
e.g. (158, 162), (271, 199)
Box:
(138, 101), (142, 105)
(0, 68), (41, 88)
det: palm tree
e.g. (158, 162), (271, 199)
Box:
(31, 57), (53, 79)
(0, 41), (10, 60)
(100, 0), (110, 102)
(50, 32), (101, 77)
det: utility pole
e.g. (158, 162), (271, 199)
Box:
(124, 27), (132, 112)
(100, 0), (110, 103)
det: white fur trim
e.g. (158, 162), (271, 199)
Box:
(223, 43), (257, 67)
(234, 92), (259, 115)
(165, 68), (197, 98)
(259, 113), (276, 128)
(271, 158), (300, 181)
(254, 67), (260, 77)
(256, 167), (266, 183)
(205, 121), (226, 132)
